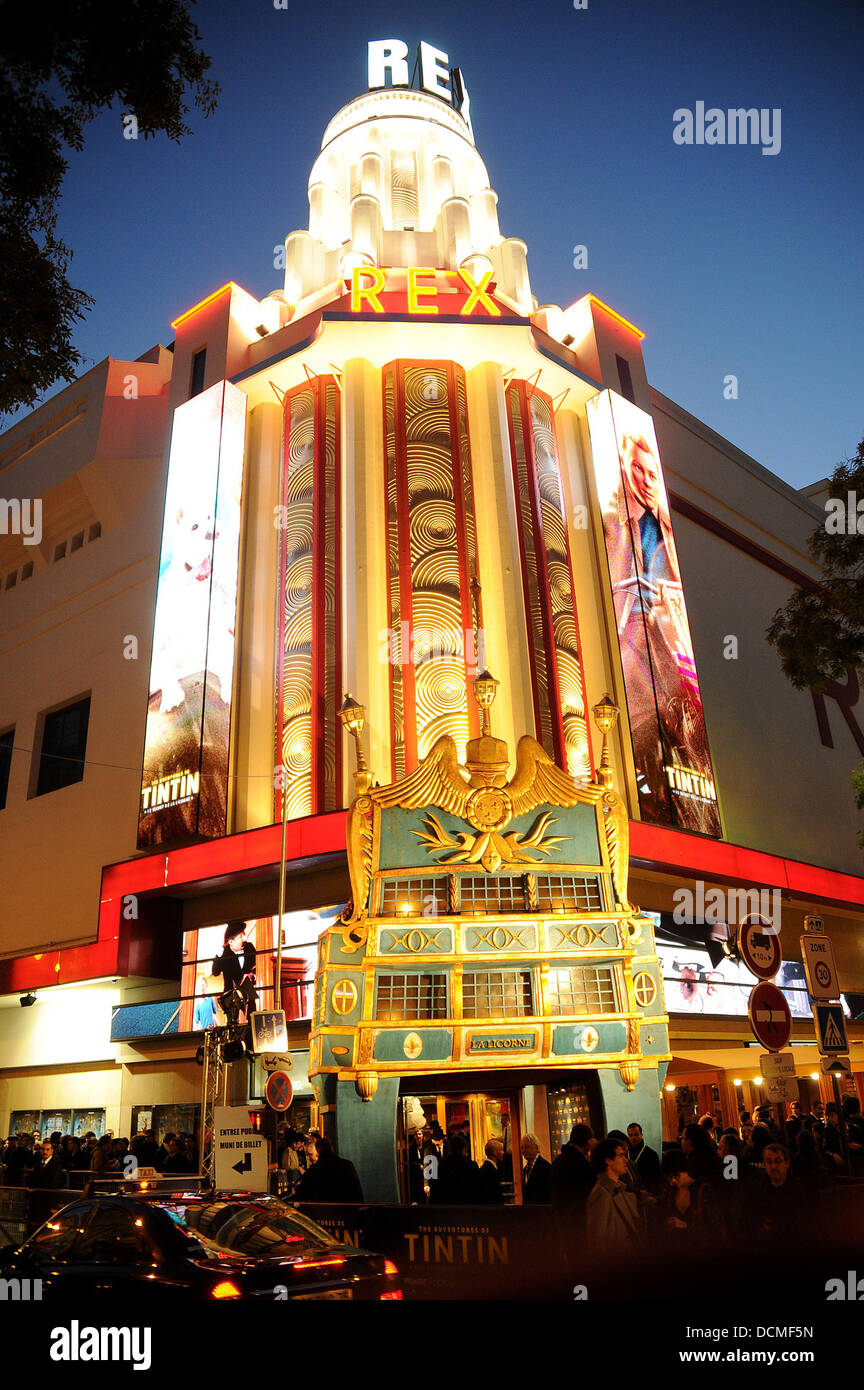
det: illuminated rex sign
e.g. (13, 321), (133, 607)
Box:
(368, 39), (472, 134)
(343, 266), (504, 317)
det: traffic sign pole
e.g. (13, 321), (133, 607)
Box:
(801, 915), (852, 1176)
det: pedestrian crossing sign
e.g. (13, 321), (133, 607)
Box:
(814, 1002), (848, 1056)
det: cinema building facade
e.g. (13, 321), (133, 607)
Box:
(1, 46), (862, 1198)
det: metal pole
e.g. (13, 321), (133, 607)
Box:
(271, 766), (290, 1190)
(276, 763), (288, 1007)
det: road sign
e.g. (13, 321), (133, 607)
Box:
(759, 1050), (798, 1102)
(261, 1052), (292, 1073)
(265, 1071), (294, 1112)
(814, 1002), (848, 1056)
(738, 916), (781, 980)
(765, 1074), (799, 1103)
(250, 1010), (288, 1054)
(801, 934), (840, 1001)
(213, 1106), (269, 1191)
(759, 1050), (795, 1079)
(803, 915), (824, 934)
(748, 981), (792, 1051)
(821, 1054), (852, 1075)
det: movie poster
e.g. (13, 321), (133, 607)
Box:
(138, 381), (247, 846)
(586, 390), (721, 835)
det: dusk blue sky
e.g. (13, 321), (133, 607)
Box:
(39, 0), (864, 490)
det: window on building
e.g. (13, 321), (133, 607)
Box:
(460, 875), (526, 914)
(616, 354), (635, 403)
(462, 969), (533, 1019)
(535, 873), (603, 912)
(34, 696), (90, 796)
(88, 522), (102, 543)
(21, 561), (33, 581)
(374, 972), (448, 1021)
(0, 728), (13, 809)
(190, 348), (207, 398)
(70, 530), (85, 553)
(53, 541), (67, 562)
(4, 570), (16, 589)
(379, 876), (449, 916)
(546, 965), (618, 1016)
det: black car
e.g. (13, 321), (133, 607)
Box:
(0, 1192), (402, 1301)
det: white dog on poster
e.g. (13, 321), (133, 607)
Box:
(149, 508), (236, 714)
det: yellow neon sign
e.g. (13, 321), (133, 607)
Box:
(348, 266), (502, 317)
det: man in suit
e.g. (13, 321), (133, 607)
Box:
(600, 429), (717, 833)
(476, 1138), (504, 1204)
(520, 1133), (551, 1204)
(626, 1121), (661, 1194)
(211, 919), (258, 1024)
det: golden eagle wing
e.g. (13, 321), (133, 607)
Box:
(507, 735), (587, 815)
(370, 735), (471, 816)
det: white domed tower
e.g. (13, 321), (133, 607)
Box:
(280, 73), (531, 317)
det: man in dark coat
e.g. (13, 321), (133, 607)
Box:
(551, 1124), (596, 1233)
(476, 1139), (504, 1204)
(30, 1139), (68, 1189)
(520, 1134), (552, 1204)
(430, 1136), (480, 1204)
(626, 1122), (661, 1194)
(294, 1137), (363, 1203)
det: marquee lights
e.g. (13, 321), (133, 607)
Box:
(348, 265), (501, 316)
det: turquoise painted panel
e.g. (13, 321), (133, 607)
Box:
(551, 1021), (627, 1055)
(378, 926), (453, 954)
(597, 1067), (663, 1156)
(547, 920), (617, 950)
(378, 802), (602, 872)
(640, 1023), (668, 1055)
(320, 1034), (355, 1067)
(335, 1076), (400, 1204)
(328, 932), (368, 965)
(463, 923), (537, 953)
(373, 1029), (453, 1063)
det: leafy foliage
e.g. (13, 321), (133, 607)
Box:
(0, 0), (218, 417)
(766, 439), (864, 691)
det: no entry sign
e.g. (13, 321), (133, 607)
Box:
(748, 981), (792, 1052)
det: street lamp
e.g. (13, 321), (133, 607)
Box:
(339, 694), (373, 794)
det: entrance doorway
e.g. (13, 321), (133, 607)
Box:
(399, 1091), (523, 1204)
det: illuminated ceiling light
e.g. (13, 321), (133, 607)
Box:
(753, 1077), (763, 1086)
(810, 1073), (819, 1081)
(733, 1078), (742, 1086)
(665, 1083), (675, 1092)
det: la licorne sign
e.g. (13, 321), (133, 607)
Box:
(367, 39), (472, 133)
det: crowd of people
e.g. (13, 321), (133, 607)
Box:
(0, 1129), (200, 1187)
(550, 1097), (864, 1258)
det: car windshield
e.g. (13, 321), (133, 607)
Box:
(167, 1199), (338, 1259)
